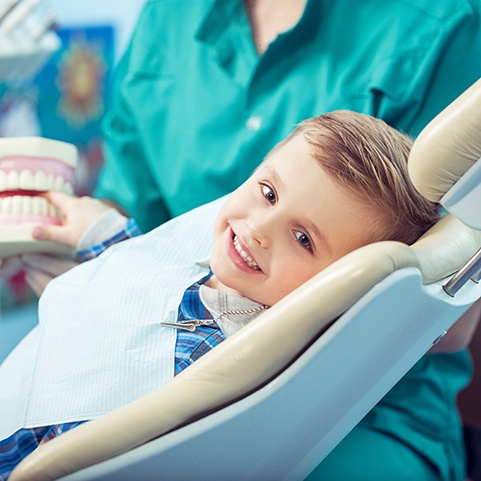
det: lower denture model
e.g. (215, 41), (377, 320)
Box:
(0, 137), (78, 258)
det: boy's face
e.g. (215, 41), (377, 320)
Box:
(210, 134), (379, 306)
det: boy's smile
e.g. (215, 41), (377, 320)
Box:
(229, 232), (262, 272)
(208, 134), (381, 306)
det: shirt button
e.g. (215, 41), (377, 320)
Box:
(246, 115), (263, 131)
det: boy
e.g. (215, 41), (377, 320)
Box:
(0, 110), (439, 478)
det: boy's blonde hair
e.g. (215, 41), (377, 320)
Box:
(281, 110), (440, 245)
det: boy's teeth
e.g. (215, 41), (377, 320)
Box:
(233, 235), (260, 270)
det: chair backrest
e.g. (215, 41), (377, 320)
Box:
(10, 78), (481, 481)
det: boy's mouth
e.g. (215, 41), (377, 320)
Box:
(233, 235), (260, 270)
(0, 138), (77, 226)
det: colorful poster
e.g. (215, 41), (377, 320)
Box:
(34, 25), (114, 195)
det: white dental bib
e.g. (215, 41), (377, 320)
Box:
(0, 198), (223, 438)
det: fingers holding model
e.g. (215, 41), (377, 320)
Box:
(31, 191), (112, 249)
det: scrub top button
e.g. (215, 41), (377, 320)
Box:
(246, 115), (263, 131)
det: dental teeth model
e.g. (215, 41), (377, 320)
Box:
(0, 136), (78, 258)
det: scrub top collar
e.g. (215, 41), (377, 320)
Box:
(195, 0), (322, 84)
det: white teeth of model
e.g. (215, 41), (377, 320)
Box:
(64, 181), (73, 194)
(12, 196), (22, 214)
(2, 197), (11, 213)
(0, 196), (52, 215)
(32, 196), (41, 214)
(54, 175), (63, 190)
(34, 170), (47, 190)
(47, 173), (55, 189)
(22, 196), (30, 214)
(19, 169), (34, 189)
(7, 171), (18, 189)
(0, 169), (72, 194)
(39, 197), (48, 215)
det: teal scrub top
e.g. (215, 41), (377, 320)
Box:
(96, 0), (481, 233)
(95, 1), (481, 480)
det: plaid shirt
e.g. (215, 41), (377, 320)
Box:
(174, 273), (224, 374)
(0, 224), (223, 480)
(77, 218), (142, 261)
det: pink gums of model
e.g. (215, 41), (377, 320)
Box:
(0, 137), (78, 258)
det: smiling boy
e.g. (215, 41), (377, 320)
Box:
(0, 110), (439, 478)
(208, 133), (378, 306)
(208, 112), (437, 306)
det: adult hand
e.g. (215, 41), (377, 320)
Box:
(32, 191), (112, 249)
(21, 253), (79, 297)
(0, 254), (78, 298)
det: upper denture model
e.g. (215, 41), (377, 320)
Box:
(0, 137), (78, 258)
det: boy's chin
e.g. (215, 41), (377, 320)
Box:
(205, 273), (243, 298)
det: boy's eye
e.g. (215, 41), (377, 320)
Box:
(261, 184), (276, 204)
(294, 230), (312, 251)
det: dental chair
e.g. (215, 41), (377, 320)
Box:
(10, 78), (481, 481)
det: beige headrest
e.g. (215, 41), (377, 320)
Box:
(408, 77), (481, 202)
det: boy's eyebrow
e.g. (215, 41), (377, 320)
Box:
(264, 164), (284, 189)
(308, 221), (332, 255)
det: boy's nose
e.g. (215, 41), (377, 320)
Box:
(246, 216), (271, 248)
